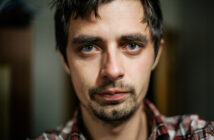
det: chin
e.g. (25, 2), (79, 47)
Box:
(88, 95), (140, 123)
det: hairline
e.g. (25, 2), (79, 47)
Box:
(53, 0), (163, 62)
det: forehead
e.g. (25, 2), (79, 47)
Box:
(68, 0), (150, 41)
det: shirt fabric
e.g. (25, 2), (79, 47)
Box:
(33, 99), (214, 140)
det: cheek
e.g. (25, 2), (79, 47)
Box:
(125, 52), (154, 94)
(69, 59), (101, 101)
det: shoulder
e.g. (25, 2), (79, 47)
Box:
(162, 114), (214, 139)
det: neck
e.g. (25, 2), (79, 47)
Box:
(80, 103), (148, 140)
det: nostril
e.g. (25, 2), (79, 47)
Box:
(118, 74), (124, 79)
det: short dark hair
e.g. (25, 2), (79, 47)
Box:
(51, 0), (163, 62)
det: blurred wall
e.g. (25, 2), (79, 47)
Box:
(160, 0), (214, 120)
(30, 0), (66, 137)
(177, 0), (214, 120)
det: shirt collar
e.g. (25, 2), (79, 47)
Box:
(144, 99), (170, 139)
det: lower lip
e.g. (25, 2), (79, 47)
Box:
(96, 92), (129, 102)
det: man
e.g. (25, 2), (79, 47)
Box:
(35, 0), (214, 139)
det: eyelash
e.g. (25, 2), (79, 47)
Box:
(80, 45), (94, 51)
(121, 42), (144, 50)
(78, 44), (95, 50)
(76, 42), (144, 55)
(128, 43), (143, 48)
(76, 44), (101, 57)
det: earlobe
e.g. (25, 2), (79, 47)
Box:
(151, 39), (164, 70)
(59, 53), (71, 75)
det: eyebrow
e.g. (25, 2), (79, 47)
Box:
(72, 35), (103, 44)
(120, 33), (148, 44)
(71, 33), (148, 45)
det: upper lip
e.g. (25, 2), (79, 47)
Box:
(97, 89), (129, 95)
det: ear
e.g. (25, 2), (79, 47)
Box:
(59, 53), (71, 75)
(151, 39), (164, 70)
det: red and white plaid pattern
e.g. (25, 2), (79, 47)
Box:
(32, 100), (214, 140)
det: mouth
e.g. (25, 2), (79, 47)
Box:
(94, 89), (130, 105)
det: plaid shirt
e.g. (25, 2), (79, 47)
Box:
(33, 100), (214, 140)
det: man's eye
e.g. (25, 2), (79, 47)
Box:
(78, 45), (101, 56)
(82, 45), (94, 52)
(122, 43), (143, 55)
(127, 43), (139, 50)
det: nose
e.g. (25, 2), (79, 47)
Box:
(100, 51), (124, 81)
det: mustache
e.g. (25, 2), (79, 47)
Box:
(89, 80), (135, 99)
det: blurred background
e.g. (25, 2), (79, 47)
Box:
(0, 0), (213, 139)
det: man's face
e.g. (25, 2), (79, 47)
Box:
(64, 0), (161, 122)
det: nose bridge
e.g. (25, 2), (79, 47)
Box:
(101, 43), (124, 80)
(106, 48), (119, 70)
